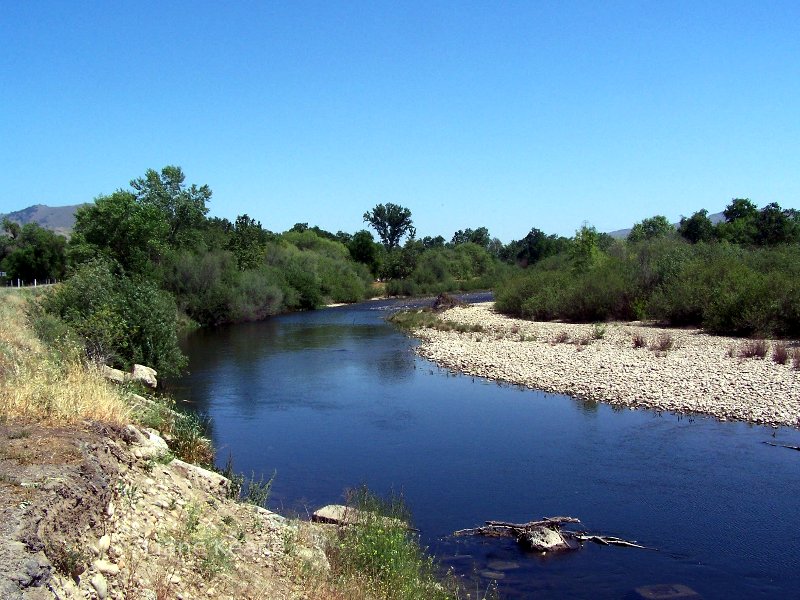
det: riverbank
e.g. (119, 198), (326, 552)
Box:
(411, 302), (800, 428)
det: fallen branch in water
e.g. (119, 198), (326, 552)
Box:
(763, 441), (800, 451)
(454, 516), (653, 553)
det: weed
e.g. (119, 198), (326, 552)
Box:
(197, 529), (233, 579)
(632, 333), (647, 349)
(117, 482), (141, 509)
(650, 332), (674, 352)
(792, 348), (800, 370)
(553, 331), (570, 344)
(222, 514), (235, 527)
(169, 409), (214, 466)
(281, 526), (297, 555)
(46, 541), (87, 580)
(326, 485), (459, 600)
(592, 323), (607, 340)
(509, 325), (520, 335)
(7, 428), (31, 440)
(739, 339), (769, 359)
(220, 453), (244, 500)
(772, 342), (789, 365)
(242, 470), (276, 509)
(726, 345), (736, 358)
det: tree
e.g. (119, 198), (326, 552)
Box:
(628, 215), (674, 243)
(754, 202), (800, 246)
(69, 191), (169, 275)
(570, 223), (602, 272)
(450, 227), (491, 249)
(1, 222), (66, 281)
(347, 230), (381, 275)
(130, 166), (210, 249)
(363, 203), (415, 250)
(723, 198), (758, 222)
(510, 228), (569, 267)
(678, 209), (714, 244)
(228, 214), (269, 270)
(717, 198), (759, 245)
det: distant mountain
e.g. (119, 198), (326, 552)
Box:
(0, 204), (86, 237)
(607, 211), (725, 239)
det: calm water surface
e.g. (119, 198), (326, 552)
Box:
(170, 296), (800, 599)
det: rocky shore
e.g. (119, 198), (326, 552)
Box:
(412, 302), (800, 428)
(0, 423), (330, 600)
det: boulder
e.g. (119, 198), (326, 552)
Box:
(132, 364), (158, 389)
(312, 504), (406, 529)
(101, 366), (128, 384)
(518, 526), (570, 552)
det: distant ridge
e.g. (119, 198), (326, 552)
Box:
(0, 204), (86, 237)
(606, 211), (725, 239)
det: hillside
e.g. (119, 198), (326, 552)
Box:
(0, 204), (85, 237)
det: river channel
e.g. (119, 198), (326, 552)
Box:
(170, 295), (800, 599)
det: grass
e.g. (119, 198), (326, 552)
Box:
(0, 290), (131, 425)
(325, 486), (465, 600)
(388, 309), (483, 334)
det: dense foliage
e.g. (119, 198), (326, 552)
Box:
(6, 169), (798, 376)
(496, 200), (800, 337)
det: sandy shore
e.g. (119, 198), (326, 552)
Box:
(411, 302), (800, 428)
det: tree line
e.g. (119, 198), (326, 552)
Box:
(4, 166), (798, 375)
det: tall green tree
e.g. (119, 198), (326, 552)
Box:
(1, 222), (66, 281)
(628, 215), (674, 243)
(363, 203), (415, 250)
(130, 166), (210, 249)
(228, 214), (269, 270)
(69, 191), (169, 275)
(678, 209), (715, 243)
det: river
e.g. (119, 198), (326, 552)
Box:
(170, 295), (800, 599)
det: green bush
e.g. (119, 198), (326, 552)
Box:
(41, 260), (187, 376)
(328, 486), (457, 600)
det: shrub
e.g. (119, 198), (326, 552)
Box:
(739, 339), (769, 359)
(327, 486), (456, 600)
(650, 332), (674, 352)
(553, 331), (570, 344)
(41, 260), (186, 376)
(793, 348), (800, 370)
(772, 343), (789, 365)
(632, 333), (647, 348)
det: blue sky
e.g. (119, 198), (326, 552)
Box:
(1, 1), (798, 241)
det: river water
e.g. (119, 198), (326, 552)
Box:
(170, 296), (800, 599)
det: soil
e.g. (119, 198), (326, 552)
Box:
(0, 423), (330, 600)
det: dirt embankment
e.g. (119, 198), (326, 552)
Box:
(412, 302), (800, 428)
(0, 422), (329, 600)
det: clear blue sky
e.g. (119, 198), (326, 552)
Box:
(2, 1), (798, 241)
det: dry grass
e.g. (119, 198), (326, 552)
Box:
(739, 339), (769, 359)
(0, 289), (131, 425)
(772, 342), (789, 365)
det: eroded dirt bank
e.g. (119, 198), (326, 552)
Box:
(0, 423), (329, 600)
(412, 302), (800, 428)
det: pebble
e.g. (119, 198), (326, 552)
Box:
(415, 303), (800, 428)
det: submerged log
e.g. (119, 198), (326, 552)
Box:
(454, 516), (652, 553)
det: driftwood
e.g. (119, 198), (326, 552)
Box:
(763, 441), (800, 452)
(454, 516), (653, 553)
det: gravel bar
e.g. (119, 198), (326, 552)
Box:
(412, 302), (800, 428)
